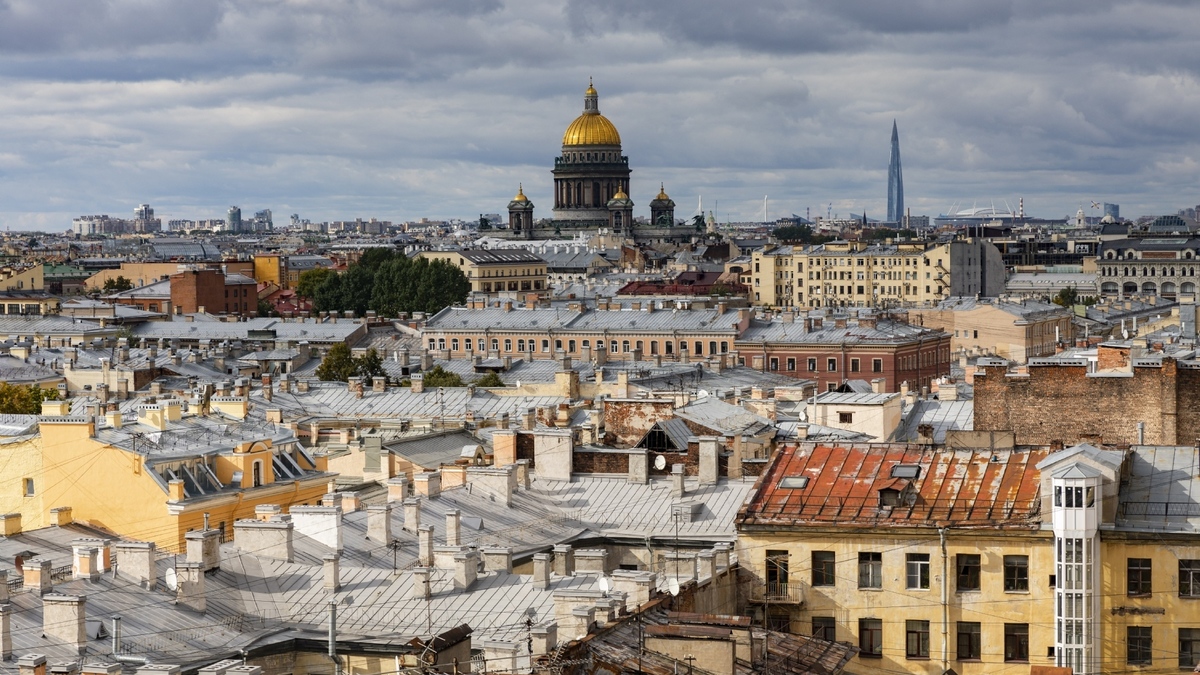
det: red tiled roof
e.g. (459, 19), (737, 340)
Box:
(738, 443), (1049, 530)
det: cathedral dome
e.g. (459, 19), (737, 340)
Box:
(562, 81), (621, 147)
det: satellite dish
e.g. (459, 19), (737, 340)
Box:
(598, 576), (611, 594)
(668, 578), (680, 597)
(654, 455), (667, 471)
(164, 566), (178, 591)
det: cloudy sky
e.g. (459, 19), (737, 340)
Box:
(0, 0), (1198, 230)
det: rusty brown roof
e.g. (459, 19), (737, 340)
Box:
(738, 442), (1049, 530)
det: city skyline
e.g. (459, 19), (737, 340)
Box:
(0, 1), (1198, 230)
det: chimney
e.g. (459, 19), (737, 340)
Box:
(366, 504), (392, 543)
(553, 544), (575, 577)
(0, 604), (10, 660)
(410, 374), (424, 394)
(568, 606), (596, 640)
(454, 550), (479, 590)
(398, 348), (410, 367)
(338, 491), (361, 512)
(411, 568), (431, 600)
(289, 506), (343, 551)
(575, 549), (609, 574)
(114, 542), (156, 589)
(531, 623), (557, 656)
(532, 553), (551, 589)
(481, 547), (513, 574)
(116, 378), (128, 401)
(414, 471), (441, 499)
(698, 437), (720, 486)
(418, 525), (434, 566)
(515, 458), (531, 490)
(522, 407), (537, 430)
(255, 504), (282, 521)
(70, 546), (99, 581)
(43, 594), (87, 653)
(698, 550), (717, 580)
(17, 655), (46, 675)
(81, 665), (121, 675)
(323, 554), (340, 592)
(372, 376), (387, 393)
(403, 498), (421, 533)
(482, 642), (519, 674)
(420, 350), (433, 371)
(713, 543), (732, 571)
(25, 558), (52, 595)
(233, 517), (294, 562)
(96, 383), (109, 405)
(387, 476), (409, 502)
(671, 463), (686, 498)
(185, 528), (221, 572)
(445, 510), (461, 547)
(175, 562), (205, 613)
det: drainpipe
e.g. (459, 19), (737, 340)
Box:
(939, 528), (949, 672)
(1137, 421), (1145, 445)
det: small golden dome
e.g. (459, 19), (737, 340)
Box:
(656, 183), (670, 200)
(612, 189), (629, 200)
(562, 80), (621, 147)
(512, 184), (528, 202)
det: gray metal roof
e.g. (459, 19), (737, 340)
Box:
(889, 399), (973, 443)
(384, 430), (482, 469)
(673, 398), (773, 437)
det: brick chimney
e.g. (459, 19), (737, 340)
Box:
(366, 504), (392, 543)
(411, 568), (431, 600)
(114, 541), (156, 590)
(418, 526), (434, 566)
(481, 547), (513, 574)
(185, 528), (221, 572)
(453, 550), (479, 590)
(17, 655), (46, 675)
(414, 471), (441, 499)
(386, 476), (409, 502)
(43, 595), (87, 653)
(70, 546), (99, 582)
(175, 562), (206, 613)
(233, 516), (294, 562)
(25, 558), (52, 596)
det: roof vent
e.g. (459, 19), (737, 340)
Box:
(891, 464), (921, 479)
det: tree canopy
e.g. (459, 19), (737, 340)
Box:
(311, 249), (470, 318)
(296, 267), (335, 299)
(474, 371), (505, 387)
(0, 383), (58, 415)
(422, 365), (464, 388)
(315, 345), (388, 382)
(103, 275), (134, 292)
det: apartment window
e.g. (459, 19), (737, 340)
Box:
(1128, 558), (1152, 596)
(478, 339), (486, 352)
(812, 551), (836, 586)
(906, 620), (930, 659)
(906, 553), (930, 589)
(850, 358), (860, 372)
(859, 619), (882, 658)
(555, 339), (563, 351)
(838, 412), (853, 424)
(858, 552), (882, 588)
(766, 550), (789, 588)
(491, 338), (499, 351)
(1181, 628), (1200, 668)
(23, 478), (33, 496)
(622, 340), (630, 353)
(1181, 560), (1200, 596)
(504, 339), (512, 352)
(957, 622), (981, 660)
(786, 358), (796, 371)
(956, 554), (981, 592)
(807, 358), (817, 372)
(1128, 626), (1152, 665)
(251, 460), (263, 488)
(812, 617), (836, 642)
(541, 339), (550, 352)
(720, 341), (729, 353)
(1004, 555), (1029, 591)
(827, 358), (837, 372)
(1004, 624), (1029, 662)
(973, 330), (978, 339)
(516, 339), (525, 352)
(568, 340), (576, 352)
(451, 339), (459, 351)
(872, 358), (883, 373)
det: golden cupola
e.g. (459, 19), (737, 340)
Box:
(562, 79), (622, 147)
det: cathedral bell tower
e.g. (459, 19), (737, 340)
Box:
(606, 189), (635, 234)
(507, 185), (535, 239)
(649, 184), (675, 227)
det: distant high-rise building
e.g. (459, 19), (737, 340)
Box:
(887, 121), (904, 224)
(227, 206), (242, 232)
(1104, 203), (1120, 219)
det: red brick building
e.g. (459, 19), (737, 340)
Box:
(735, 313), (951, 393)
(169, 269), (258, 316)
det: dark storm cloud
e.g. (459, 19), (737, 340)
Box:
(0, 0), (1198, 227)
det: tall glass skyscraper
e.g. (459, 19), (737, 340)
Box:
(887, 121), (904, 224)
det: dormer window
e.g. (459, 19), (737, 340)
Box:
(1053, 485), (1095, 508)
(880, 488), (901, 507)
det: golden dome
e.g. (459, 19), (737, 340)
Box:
(612, 189), (629, 200)
(512, 184), (528, 202)
(562, 80), (621, 147)
(655, 183), (670, 200)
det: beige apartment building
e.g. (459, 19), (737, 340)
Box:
(750, 238), (1004, 309)
(418, 248), (548, 297)
(905, 297), (1074, 362)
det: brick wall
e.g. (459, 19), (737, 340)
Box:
(974, 360), (1184, 446)
(603, 399), (675, 448)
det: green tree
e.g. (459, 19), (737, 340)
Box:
(103, 275), (134, 292)
(422, 365), (464, 388)
(311, 251), (470, 318)
(316, 344), (358, 381)
(474, 371), (505, 387)
(296, 268), (335, 299)
(257, 298), (276, 317)
(355, 348), (386, 380)
(1053, 286), (1079, 307)
(0, 383), (58, 415)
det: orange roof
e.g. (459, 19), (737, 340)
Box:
(738, 443), (1049, 530)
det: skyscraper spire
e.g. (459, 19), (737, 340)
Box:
(887, 120), (904, 225)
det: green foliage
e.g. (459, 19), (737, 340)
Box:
(773, 224), (835, 245)
(0, 383), (58, 415)
(474, 371), (505, 387)
(422, 365), (464, 388)
(311, 250), (470, 318)
(103, 275), (134, 292)
(257, 298), (276, 317)
(1052, 286), (1078, 307)
(296, 268), (334, 299)
(315, 345), (389, 382)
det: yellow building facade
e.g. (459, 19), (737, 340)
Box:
(36, 399), (333, 552)
(418, 249), (548, 297)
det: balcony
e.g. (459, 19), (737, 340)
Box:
(749, 581), (806, 604)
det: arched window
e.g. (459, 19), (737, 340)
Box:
(252, 460), (263, 488)
(491, 338), (499, 351)
(517, 339), (525, 352)
(504, 339), (512, 352)
(622, 340), (630, 352)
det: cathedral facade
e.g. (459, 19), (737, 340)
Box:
(504, 81), (687, 243)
